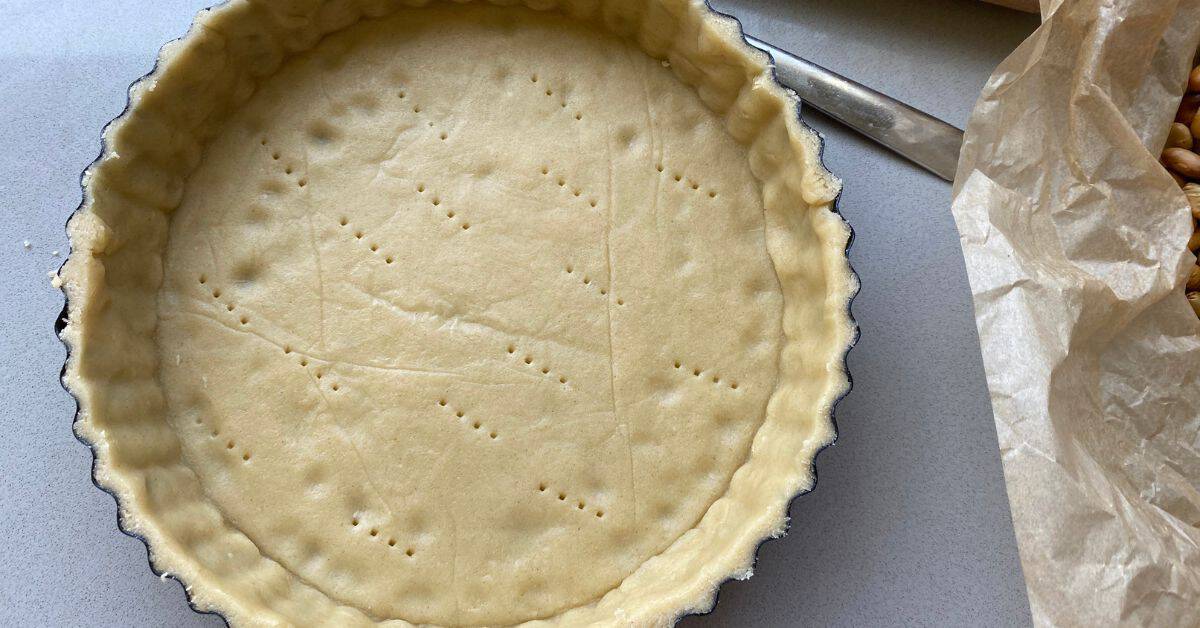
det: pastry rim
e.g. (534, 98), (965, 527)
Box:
(57, 1), (860, 625)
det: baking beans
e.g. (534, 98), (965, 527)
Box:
(1167, 122), (1192, 149)
(1160, 66), (1200, 318)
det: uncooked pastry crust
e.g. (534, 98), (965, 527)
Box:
(60, 1), (856, 626)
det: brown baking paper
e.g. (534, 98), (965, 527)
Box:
(949, 0), (1200, 625)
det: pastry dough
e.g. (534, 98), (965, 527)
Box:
(61, 1), (856, 626)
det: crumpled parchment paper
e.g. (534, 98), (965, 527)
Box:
(949, 0), (1200, 625)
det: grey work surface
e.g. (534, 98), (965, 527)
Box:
(0, 1), (1038, 625)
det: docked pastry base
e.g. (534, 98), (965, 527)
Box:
(61, 1), (856, 626)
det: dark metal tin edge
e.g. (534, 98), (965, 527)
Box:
(675, 2), (861, 623)
(57, 3), (233, 625)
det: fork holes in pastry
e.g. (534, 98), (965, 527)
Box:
(656, 164), (664, 172)
(298, 178), (307, 187)
(617, 299), (625, 305)
(541, 367), (549, 374)
(489, 432), (497, 439)
(354, 231), (363, 239)
(351, 518), (359, 527)
(448, 208), (458, 216)
(507, 345), (515, 354)
(242, 453), (251, 461)
(331, 383), (340, 391)
(405, 548), (415, 557)
(461, 223), (470, 230)
(239, 316), (249, 325)
(565, 265), (573, 273)
(530, 74), (538, 82)
(212, 289), (222, 298)
(413, 105), (422, 113)
(198, 275), (207, 284)
(385, 256), (394, 264)
(226, 303), (235, 312)
(283, 346), (292, 354)
(558, 493), (566, 500)
(538, 483), (547, 492)
(540, 166), (549, 175)
(285, 166), (293, 174)
(456, 411), (464, 418)
(575, 113), (582, 120)
(387, 538), (396, 547)
(438, 399), (447, 406)
(432, 198), (441, 206)
(577, 502), (585, 510)
(595, 511), (604, 518)
(417, 184), (425, 193)
(300, 359), (309, 367)
(339, 217), (348, 226)
(472, 421), (481, 429)
(673, 174), (682, 182)
(226, 441), (235, 449)
(439, 132), (447, 140)
(369, 528), (378, 537)
(524, 356), (533, 364)
(693, 368), (701, 376)
(559, 376), (567, 384)
(369, 244), (379, 252)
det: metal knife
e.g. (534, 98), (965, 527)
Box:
(746, 35), (964, 183)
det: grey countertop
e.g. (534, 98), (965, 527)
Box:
(0, 1), (1038, 625)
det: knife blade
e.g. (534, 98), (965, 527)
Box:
(746, 35), (965, 183)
